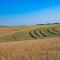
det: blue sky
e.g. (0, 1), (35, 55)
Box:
(0, 0), (60, 26)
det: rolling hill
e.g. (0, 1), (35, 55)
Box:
(0, 24), (59, 42)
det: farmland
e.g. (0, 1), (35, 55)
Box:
(0, 24), (60, 60)
(0, 27), (15, 35)
(0, 24), (60, 42)
(0, 37), (60, 60)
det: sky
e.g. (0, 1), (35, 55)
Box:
(0, 0), (60, 26)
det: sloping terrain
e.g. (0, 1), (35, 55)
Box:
(0, 24), (60, 42)
(29, 27), (60, 39)
(0, 24), (60, 60)
(0, 37), (60, 60)
(0, 27), (15, 35)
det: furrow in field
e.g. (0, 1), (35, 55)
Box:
(35, 29), (44, 38)
(33, 29), (41, 38)
(41, 28), (50, 37)
(47, 28), (58, 35)
(29, 31), (38, 39)
(52, 28), (60, 34)
(44, 28), (53, 36)
(39, 29), (47, 37)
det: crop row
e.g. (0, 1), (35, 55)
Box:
(29, 27), (60, 39)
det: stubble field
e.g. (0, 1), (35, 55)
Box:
(0, 24), (60, 60)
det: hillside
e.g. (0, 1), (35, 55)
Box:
(0, 24), (60, 60)
(0, 24), (60, 42)
(0, 37), (60, 60)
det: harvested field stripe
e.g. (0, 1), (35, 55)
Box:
(44, 28), (53, 36)
(12, 35), (18, 41)
(50, 29), (60, 35)
(39, 30), (47, 37)
(41, 28), (50, 37)
(34, 29), (40, 38)
(46, 28), (55, 36)
(52, 28), (60, 34)
(29, 31), (37, 39)
(36, 29), (44, 38)
(47, 29), (57, 35)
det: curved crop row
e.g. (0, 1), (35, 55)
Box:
(36, 29), (44, 38)
(47, 28), (59, 35)
(44, 28), (52, 36)
(29, 31), (38, 39)
(52, 28), (60, 34)
(51, 29), (60, 35)
(34, 29), (40, 38)
(29, 27), (60, 39)
(39, 29), (47, 37)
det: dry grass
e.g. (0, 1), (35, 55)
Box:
(0, 27), (15, 35)
(0, 37), (60, 60)
(0, 24), (60, 42)
(0, 24), (60, 60)
(12, 26), (34, 31)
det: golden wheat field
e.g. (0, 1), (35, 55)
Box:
(0, 37), (60, 60)
(0, 24), (60, 60)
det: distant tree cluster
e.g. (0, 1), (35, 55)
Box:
(52, 23), (60, 24)
(36, 22), (60, 25)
